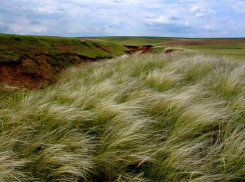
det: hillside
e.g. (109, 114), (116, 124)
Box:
(0, 51), (245, 181)
(0, 34), (129, 89)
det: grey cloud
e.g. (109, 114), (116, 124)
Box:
(145, 22), (196, 33)
(29, 20), (42, 25)
(3, 20), (16, 24)
(168, 16), (179, 20)
(57, 8), (66, 11)
(0, 9), (7, 14)
(0, 7), (63, 23)
(0, 24), (10, 32)
(109, 25), (123, 29)
(26, 12), (64, 21)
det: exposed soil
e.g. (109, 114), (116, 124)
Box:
(0, 54), (107, 90)
(158, 38), (245, 46)
(164, 49), (177, 53)
(0, 35), (131, 90)
(124, 46), (139, 53)
(137, 45), (153, 53)
(124, 45), (153, 54)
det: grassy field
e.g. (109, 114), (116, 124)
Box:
(1, 51), (245, 181)
(87, 36), (245, 59)
(81, 36), (173, 46)
(181, 43), (245, 59)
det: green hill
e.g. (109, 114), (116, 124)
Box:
(0, 34), (129, 89)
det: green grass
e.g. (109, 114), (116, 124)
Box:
(85, 36), (245, 59)
(0, 51), (245, 181)
(151, 46), (167, 53)
(82, 36), (173, 46)
(182, 43), (245, 59)
(0, 34), (129, 64)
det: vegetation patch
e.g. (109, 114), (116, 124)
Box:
(0, 52), (245, 181)
(0, 34), (129, 89)
(88, 36), (245, 58)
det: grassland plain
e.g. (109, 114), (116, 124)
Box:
(0, 50), (245, 181)
(0, 34), (129, 89)
(81, 36), (173, 46)
(87, 36), (245, 59)
(180, 43), (245, 59)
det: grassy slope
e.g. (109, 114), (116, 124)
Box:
(0, 34), (129, 89)
(0, 34), (129, 63)
(0, 51), (245, 181)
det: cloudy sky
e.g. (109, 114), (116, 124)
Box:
(0, 0), (244, 37)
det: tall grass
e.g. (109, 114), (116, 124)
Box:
(0, 51), (245, 181)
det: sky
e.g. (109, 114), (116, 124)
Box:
(0, 0), (244, 37)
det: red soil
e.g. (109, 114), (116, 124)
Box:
(0, 56), (56, 89)
(124, 46), (139, 52)
(124, 45), (153, 54)
(0, 54), (89, 90)
(164, 49), (176, 53)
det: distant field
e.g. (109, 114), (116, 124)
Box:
(158, 38), (245, 59)
(180, 43), (245, 59)
(80, 36), (174, 46)
(88, 36), (245, 59)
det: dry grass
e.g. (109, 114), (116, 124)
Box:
(0, 51), (245, 181)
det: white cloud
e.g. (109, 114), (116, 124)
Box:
(34, 27), (48, 32)
(208, 8), (216, 14)
(145, 16), (169, 24)
(190, 6), (200, 12)
(196, 13), (207, 17)
(144, 14), (157, 18)
(195, 7), (216, 17)
(205, 25), (215, 31)
(0, 0), (244, 37)
(12, 27), (23, 32)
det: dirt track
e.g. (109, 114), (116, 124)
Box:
(158, 38), (245, 46)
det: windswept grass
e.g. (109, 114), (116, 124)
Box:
(0, 51), (245, 181)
